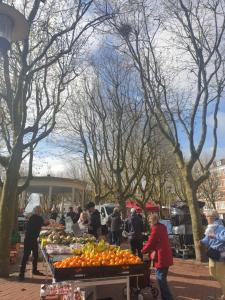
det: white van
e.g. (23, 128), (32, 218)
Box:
(95, 203), (116, 233)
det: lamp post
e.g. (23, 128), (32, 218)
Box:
(0, 2), (28, 56)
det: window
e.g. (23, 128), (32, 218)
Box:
(216, 201), (225, 210)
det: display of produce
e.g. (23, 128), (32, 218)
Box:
(40, 231), (96, 246)
(53, 248), (142, 268)
(40, 282), (85, 300)
(45, 245), (72, 255)
(42, 223), (65, 230)
(72, 239), (115, 255)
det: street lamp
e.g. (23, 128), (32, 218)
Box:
(0, 2), (28, 56)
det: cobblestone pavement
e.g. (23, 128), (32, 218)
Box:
(0, 249), (222, 300)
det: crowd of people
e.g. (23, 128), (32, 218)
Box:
(18, 203), (225, 300)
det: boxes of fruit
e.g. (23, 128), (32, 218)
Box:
(52, 262), (147, 281)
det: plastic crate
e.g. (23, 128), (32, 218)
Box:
(53, 262), (147, 281)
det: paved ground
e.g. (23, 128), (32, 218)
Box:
(0, 248), (222, 300)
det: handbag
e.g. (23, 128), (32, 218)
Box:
(206, 247), (221, 261)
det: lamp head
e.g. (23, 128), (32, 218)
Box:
(0, 3), (28, 56)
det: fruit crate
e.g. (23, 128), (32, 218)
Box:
(52, 262), (147, 281)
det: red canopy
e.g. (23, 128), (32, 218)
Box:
(145, 201), (159, 212)
(126, 199), (159, 212)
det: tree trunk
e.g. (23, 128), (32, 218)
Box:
(0, 148), (22, 277)
(184, 178), (205, 262)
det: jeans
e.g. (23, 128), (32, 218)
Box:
(20, 238), (38, 274)
(156, 268), (174, 300)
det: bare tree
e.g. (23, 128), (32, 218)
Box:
(62, 53), (157, 213)
(0, 0), (109, 277)
(109, 0), (225, 261)
(197, 168), (220, 209)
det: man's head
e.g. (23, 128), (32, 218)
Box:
(205, 210), (219, 224)
(69, 206), (74, 212)
(113, 207), (119, 214)
(33, 206), (42, 215)
(86, 202), (95, 212)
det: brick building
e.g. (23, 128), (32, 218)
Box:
(211, 158), (225, 218)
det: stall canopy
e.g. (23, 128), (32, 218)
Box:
(126, 199), (159, 212)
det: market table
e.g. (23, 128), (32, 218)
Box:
(41, 247), (148, 300)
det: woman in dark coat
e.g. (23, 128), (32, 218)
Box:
(142, 213), (174, 300)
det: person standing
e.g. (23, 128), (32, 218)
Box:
(86, 202), (101, 239)
(126, 208), (144, 258)
(67, 207), (77, 223)
(19, 206), (48, 281)
(142, 213), (174, 300)
(107, 207), (122, 246)
(50, 207), (58, 221)
(201, 210), (225, 300)
(78, 212), (89, 234)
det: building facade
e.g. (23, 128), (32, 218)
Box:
(211, 159), (225, 218)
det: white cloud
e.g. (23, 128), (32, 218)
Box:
(215, 147), (225, 160)
(33, 156), (67, 177)
(207, 111), (225, 137)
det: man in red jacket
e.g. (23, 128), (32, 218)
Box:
(142, 213), (174, 300)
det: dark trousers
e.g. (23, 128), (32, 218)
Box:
(130, 238), (143, 259)
(156, 268), (174, 300)
(111, 231), (121, 246)
(20, 238), (38, 274)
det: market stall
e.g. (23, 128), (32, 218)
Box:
(39, 227), (152, 300)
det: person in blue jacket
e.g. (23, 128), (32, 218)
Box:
(201, 210), (225, 300)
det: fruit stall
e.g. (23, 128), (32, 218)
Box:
(39, 228), (151, 300)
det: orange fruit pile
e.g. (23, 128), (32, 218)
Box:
(53, 250), (142, 268)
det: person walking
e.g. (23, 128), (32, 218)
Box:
(86, 202), (101, 239)
(142, 213), (174, 300)
(107, 207), (122, 246)
(201, 210), (225, 300)
(126, 208), (144, 258)
(19, 206), (48, 281)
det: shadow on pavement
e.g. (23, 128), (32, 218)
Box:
(170, 280), (221, 300)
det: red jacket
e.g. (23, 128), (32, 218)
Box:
(142, 223), (173, 269)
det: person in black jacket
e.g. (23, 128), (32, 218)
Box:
(107, 207), (122, 246)
(126, 208), (144, 259)
(67, 207), (77, 223)
(86, 202), (101, 239)
(19, 206), (48, 281)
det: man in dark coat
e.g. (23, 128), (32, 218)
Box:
(86, 202), (101, 239)
(66, 207), (77, 223)
(19, 206), (48, 281)
(126, 208), (144, 258)
(107, 207), (122, 246)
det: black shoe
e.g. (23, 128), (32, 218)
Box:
(19, 273), (25, 281)
(32, 270), (45, 276)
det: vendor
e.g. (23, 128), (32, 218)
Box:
(19, 206), (49, 281)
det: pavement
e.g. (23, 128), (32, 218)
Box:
(0, 247), (222, 300)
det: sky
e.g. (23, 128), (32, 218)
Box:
(18, 0), (225, 178)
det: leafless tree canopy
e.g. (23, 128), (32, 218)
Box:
(104, 0), (225, 261)
(0, 0), (110, 277)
